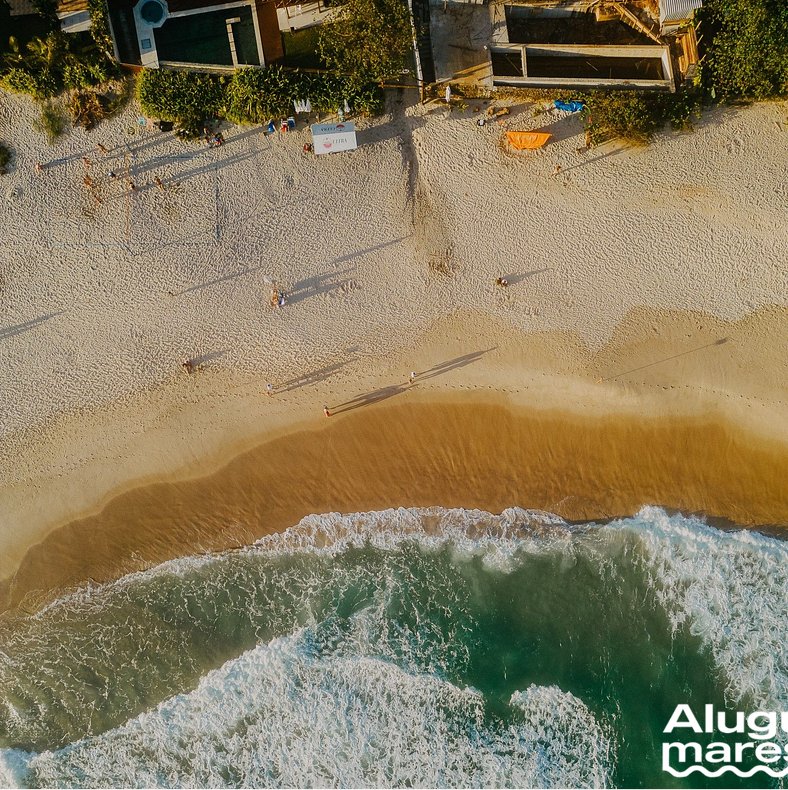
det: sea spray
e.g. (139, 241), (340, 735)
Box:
(0, 506), (785, 788)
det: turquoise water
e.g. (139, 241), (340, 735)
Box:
(0, 506), (786, 788)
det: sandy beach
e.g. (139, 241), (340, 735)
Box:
(1, 89), (786, 609)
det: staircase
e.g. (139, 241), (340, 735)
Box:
(592, 0), (663, 43)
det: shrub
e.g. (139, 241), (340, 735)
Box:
(86, 0), (115, 57)
(582, 91), (663, 145)
(317, 0), (413, 88)
(225, 67), (383, 121)
(1, 30), (117, 99)
(660, 88), (703, 131)
(68, 90), (108, 128)
(225, 66), (296, 122)
(137, 68), (228, 128)
(33, 100), (68, 143)
(582, 89), (702, 145)
(1, 67), (40, 97)
(697, 0), (788, 100)
(0, 142), (12, 174)
(137, 66), (383, 131)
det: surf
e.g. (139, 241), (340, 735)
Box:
(0, 506), (785, 788)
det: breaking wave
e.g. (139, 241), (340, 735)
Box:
(0, 506), (785, 788)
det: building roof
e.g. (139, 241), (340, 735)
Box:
(659, 0), (701, 25)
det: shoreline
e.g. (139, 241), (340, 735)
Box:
(3, 394), (786, 612)
(1, 93), (787, 612)
(2, 306), (787, 611)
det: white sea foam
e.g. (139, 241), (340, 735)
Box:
(32, 506), (575, 615)
(4, 504), (786, 787)
(509, 685), (615, 789)
(18, 632), (611, 789)
(0, 749), (30, 789)
(605, 507), (788, 708)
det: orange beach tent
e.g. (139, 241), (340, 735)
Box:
(506, 131), (552, 150)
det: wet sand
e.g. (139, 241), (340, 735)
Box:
(3, 394), (785, 612)
(2, 93), (786, 614)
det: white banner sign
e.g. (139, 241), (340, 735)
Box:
(311, 122), (357, 155)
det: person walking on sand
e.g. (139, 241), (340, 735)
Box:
(266, 383), (274, 396)
(409, 371), (417, 385)
(128, 179), (137, 192)
(323, 405), (331, 417)
(154, 176), (165, 191)
(552, 164), (562, 177)
(182, 359), (194, 374)
(35, 161), (44, 174)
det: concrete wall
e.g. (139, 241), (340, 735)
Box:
(490, 42), (674, 89)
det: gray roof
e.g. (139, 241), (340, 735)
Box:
(660, 0), (702, 25)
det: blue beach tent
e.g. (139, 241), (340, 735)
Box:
(554, 100), (585, 113)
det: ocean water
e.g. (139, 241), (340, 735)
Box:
(0, 506), (786, 789)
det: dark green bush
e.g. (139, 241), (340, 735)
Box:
(317, 0), (412, 88)
(1, 67), (40, 97)
(1, 30), (117, 99)
(698, 0), (788, 100)
(660, 88), (703, 130)
(137, 68), (228, 128)
(225, 66), (296, 122)
(582, 88), (703, 144)
(86, 0), (115, 57)
(138, 66), (383, 130)
(583, 91), (663, 145)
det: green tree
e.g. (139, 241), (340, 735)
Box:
(317, 0), (412, 87)
(698, 0), (788, 100)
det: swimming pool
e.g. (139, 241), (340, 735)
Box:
(155, 5), (261, 66)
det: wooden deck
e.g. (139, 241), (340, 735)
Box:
(56, 0), (89, 14)
(255, 0), (284, 64)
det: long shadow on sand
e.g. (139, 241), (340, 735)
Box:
(602, 337), (731, 381)
(0, 311), (65, 341)
(277, 359), (355, 393)
(327, 236), (410, 267)
(500, 268), (552, 285)
(177, 265), (265, 295)
(329, 348), (496, 414)
(191, 349), (229, 367)
(287, 269), (355, 305)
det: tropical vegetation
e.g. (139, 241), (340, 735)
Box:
(316, 0), (413, 88)
(697, 0), (788, 100)
(581, 88), (702, 145)
(136, 66), (382, 134)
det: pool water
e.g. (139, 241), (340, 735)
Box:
(154, 6), (260, 66)
(140, 0), (165, 24)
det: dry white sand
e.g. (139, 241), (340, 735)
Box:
(0, 89), (786, 581)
